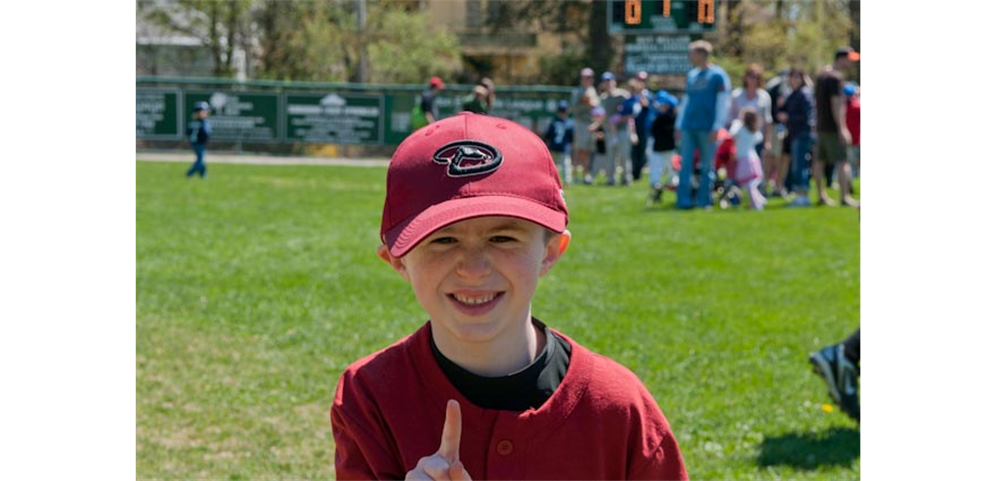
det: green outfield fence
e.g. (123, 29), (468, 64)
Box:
(136, 76), (574, 155)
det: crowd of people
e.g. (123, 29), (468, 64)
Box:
(560, 41), (861, 210)
(408, 40), (860, 212)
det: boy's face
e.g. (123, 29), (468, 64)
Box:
(378, 216), (569, 346)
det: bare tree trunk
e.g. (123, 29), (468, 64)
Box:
(258, 1), (274, 75)
(588, 0), (609, 74)
(209, 1), (224, 76)
(728, 0), (744, 58)
(225, 0), (239, 75)
(850, 0), (861, 83)
(356, 0), (368, 83)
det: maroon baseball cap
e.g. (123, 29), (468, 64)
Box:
(381, 112), (568, 257)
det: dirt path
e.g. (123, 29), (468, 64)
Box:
(137, 151), (390, 167)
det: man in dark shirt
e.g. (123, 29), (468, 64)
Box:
(814, 47), (860, 207)
(422, 76), (445, 124)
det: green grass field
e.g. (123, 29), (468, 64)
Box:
(137, 159), (859, 480)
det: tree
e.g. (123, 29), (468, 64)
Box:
(255, 0), (354, 82)
(588, 0), (610, 77)
(139, 0), (252, 77)
(715, 1), (855, 80)
(468, 0), (604, 85)
(253, 0), (460, 84)
(850, 0), (862, 83)
(365, 4), (462, 84)
(723, 0), (747, 58)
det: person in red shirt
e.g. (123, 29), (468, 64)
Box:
(843, 83), (861, 179)
(331, 113), (688, 480)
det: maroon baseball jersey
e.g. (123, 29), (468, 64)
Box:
(331, 322), (688, 480)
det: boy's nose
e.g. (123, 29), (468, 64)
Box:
(455, 247), (491, 280)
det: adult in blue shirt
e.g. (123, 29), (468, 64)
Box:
(675, 40), (730, 209)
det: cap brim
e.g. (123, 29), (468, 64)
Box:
(384, 196), (567, 258)
(848, 52), (860, 61)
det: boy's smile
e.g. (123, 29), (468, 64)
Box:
(448, 291), (503, 316)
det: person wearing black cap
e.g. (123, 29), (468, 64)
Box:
(185, 101), (211, 179)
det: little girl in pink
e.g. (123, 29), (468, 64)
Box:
(730, 108), (767, 210)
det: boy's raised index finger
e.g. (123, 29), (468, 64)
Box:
(437, 399), (462, 462)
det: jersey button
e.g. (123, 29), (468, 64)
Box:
(496, 439), (514, 456)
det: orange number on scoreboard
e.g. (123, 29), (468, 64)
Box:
(625, 0), (641, 24)
(698, 0), (715, 24)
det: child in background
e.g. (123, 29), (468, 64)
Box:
(648, 91), (679, 204)
(730, 108), (766, 210)
(543, 100), (575, 186)
(843, 83), (860, 179)
(185, 101), (212, 179)
(588, 106), (609, 183)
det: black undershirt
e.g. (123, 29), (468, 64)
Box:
(429, 318), (572, 411)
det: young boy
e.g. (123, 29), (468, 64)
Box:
(543, 100), (574, 186)
(648, 91), (679, 205)
(331, 112), (687, 480)
(186, 101), (212, 178)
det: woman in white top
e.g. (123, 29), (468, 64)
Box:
(729, 64), (774, 191)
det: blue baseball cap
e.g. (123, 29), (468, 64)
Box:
(556, 100), (570, 111)
(655, 90), (678, 108)
(600, 72), (615, 82)
(193, 101), (211, 111)
(843, 83), (856, 97)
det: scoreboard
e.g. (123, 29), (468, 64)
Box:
(608, 0), (717, 34)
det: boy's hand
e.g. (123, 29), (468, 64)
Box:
(405, 400), (472, 481)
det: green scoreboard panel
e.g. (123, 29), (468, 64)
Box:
(285, 93), (383, 144)
(184, 91), (281, 142)
(608, 0), (716, 34)
(136, 89), (181, 139)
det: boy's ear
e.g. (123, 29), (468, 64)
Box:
(376, 244), (410, 282)
(540, 229), (571, 277)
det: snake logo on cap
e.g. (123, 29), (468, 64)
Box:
(432, 140), (503, 178)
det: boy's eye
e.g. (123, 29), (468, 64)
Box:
(491, 235), (517, 243)
(430, 237), (457, 244)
